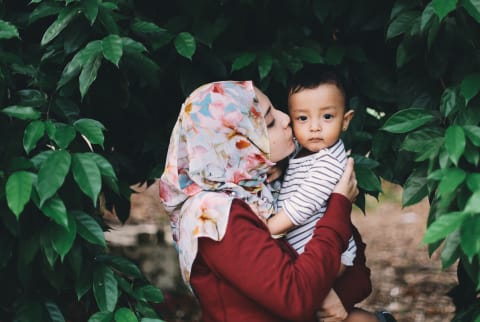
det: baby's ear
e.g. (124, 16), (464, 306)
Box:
(342, 109), (354, 131)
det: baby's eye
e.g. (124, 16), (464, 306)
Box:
(296, 115), (308, 121)
(323, 114), (334, 120)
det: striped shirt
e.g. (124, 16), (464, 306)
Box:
(277, 140), (356, 265)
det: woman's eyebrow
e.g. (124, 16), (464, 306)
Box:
(263, 105), (272, 118)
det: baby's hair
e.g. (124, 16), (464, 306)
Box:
(288, 66), (348, 103)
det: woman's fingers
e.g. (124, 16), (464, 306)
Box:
(334, 157), (358, 202)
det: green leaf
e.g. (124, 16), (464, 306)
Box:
(402, 167), (428, 207)
(460, 73), (480, 103)
(400, 127), (444, 160)
(50, 212), (77, 260)
(36, 150), (71, 206)
(174, 32), (196, 60)
(231, 53), (256, 72)
(42, 235), (59, 267)
(45, 120), (56, 139)
(114, 308), (138, 322)
(41, 195), (68, 228)
(1, 105), (41, 120)
(54, 97), (80, 122)
(460, 215), (480, 260)
(57, 40), (102, 89)
(421, 3), (436, 31)
(386, 10), (419, 39)
(41, 8), (77, 45)
(257, 54), (273, 80)
(6, 171), (36, 217)
(355, 166), (382, 193)
(140, 319), (165, 322)
(51, 123), (76, 149)
(82, 0), (100, 25)
(73, 210), (106, 247)
(463, 143), (480, 166)
(30, 150), (54, 169)
(131, 20), (167, 35)
(79, 53), (102, 99)
(295, 47), (324, 64)
(464, 125), (480, 146)
(94, 254), (142, 278)
(440, 230), (461, 269)
(422, 211), (467, 244)
(440, 87), (459, 118)
(432, 0), (458, 21)
(15, 300), (45, 322)
(465, 191), (480, 213)
(29, 2), (62, 24)
(437, 167), (466, 196)
(72, 153), (102, 205)
(444, 125), (465, 165)
(74, 118), (105, 148)
(24, 121), (45, 154)
(88, 311), (113, 322)
(44, 300), (66, 322)
(75, 268), (92, 300)
(93, 265), (118, 312)
(461, 0), (480, 23)
(467, 173), (480, 191)
(0, 19), (20, 39)
(381, 108), (436, 133)
(122, 37), (148, 53)
(102, 34), (123, 66)
(133, 285), (163, 303)
(87, 153), (117, 179)
(17, 89), (47, 107)
(325, 45), (345, 65)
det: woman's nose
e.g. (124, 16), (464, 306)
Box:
(280, 110), (291, 128)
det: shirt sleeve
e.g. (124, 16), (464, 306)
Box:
(196, 194), (353, 321)
(340, 236), (357, 266)
(282, 153), (344, 226)
(333, 225), (372, 312)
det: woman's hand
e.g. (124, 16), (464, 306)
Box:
(316, 289), (348, 322)
(266, 164), (283, 183)
(333, 158), (358, 202)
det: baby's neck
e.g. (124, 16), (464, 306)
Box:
(296, 147), (316, 158)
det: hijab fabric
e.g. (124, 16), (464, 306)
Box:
(159, 81), (275, 284)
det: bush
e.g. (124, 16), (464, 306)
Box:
(1, 0), (479, 321)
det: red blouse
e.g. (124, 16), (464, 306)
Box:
(190, 193), (371, 322)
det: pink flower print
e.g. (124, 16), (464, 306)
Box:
(232, 170), (251, 184)
(212, 83), (225, 95)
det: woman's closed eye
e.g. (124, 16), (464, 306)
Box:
(267, 119), (276, 128)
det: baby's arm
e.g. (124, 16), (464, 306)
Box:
(267, 208), (295, 235)
(267, 153), (343, 236)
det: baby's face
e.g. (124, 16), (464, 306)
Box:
(288, 84), (353, 153)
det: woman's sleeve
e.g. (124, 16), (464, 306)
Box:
(333, 225), (372, 312)
(197, 194), (352, 321)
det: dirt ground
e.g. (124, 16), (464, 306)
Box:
(351, 183), (456, 322)
(106, 181), (458, 322)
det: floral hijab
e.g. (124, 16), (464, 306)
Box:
(159, 81), (275, 284)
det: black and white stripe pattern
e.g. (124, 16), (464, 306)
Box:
(278, 140), (357, 263)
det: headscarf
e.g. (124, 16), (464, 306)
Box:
(159, 81), (275, 284)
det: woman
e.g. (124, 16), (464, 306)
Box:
(159, 81), (372, 322)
